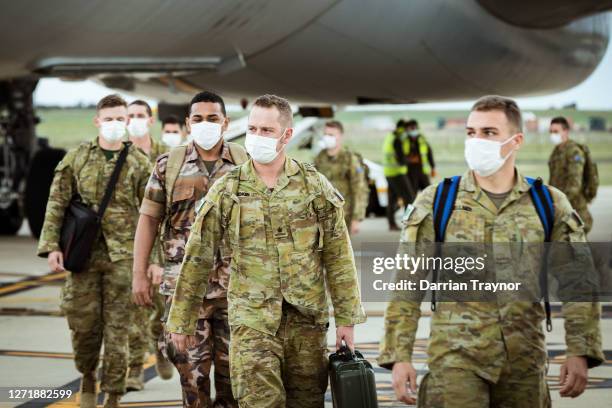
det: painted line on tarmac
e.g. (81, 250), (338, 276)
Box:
(0, 350), (73, 359)
(0, 270), (66, 297)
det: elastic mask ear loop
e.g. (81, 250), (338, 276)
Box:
(277, 129), (288, 154)
(501, 134), (518, 161)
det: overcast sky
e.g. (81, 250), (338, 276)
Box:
(34, 28), (612, 111)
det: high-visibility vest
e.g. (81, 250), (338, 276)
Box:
(413, 135), (431, 176)
(382, 133), (407, 177)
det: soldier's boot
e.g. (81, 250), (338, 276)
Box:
(103, 393), (121, 408)
(155, 350), (173, 380)
(79, 372), (97, 408)
(125, 365), (144, 391)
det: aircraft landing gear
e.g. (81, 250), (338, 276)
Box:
(0, 78), (65, 237)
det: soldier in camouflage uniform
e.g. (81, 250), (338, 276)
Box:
(37, 95), (152, 408)
(128, 99), (167, 160)
(379, 96), (603, 407)
(548, 116), (593, 234)
(314, 120), (369, 235)
(167, 95), (366, 408)
(126, 99), (173, 390)
(133, 91), (245, 407)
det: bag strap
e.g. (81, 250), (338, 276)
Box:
(97, 143), (130, 218)
(222, 166), (242, 261)
(164, 145), (188, 212)
(433, 176), (461, 243)
(297, 161), (326, 249)
(227, 142), (248, 164)
(526, 176), (555, 332)
(430, 176), (461, 312)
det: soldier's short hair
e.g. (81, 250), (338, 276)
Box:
(406, 119), (418, 128)
(96, 94), (127, 112)
(190, 91), (226, 116)
(325, 120), (344, 133)
(253, 94), (293, 128)
(471, 95), (523, 132)
(162, 115), (183, 128)
(550, 116), (570, 130)
(129, 99), (153, 117)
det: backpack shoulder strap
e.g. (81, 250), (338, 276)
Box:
(297, 160), (329, 248)
(98, 142), (131, 217)
(164, 145), (188, 207)
(227, 142), (248, 165)
(219, 165), (242, 229)
(432, 176), (461, 242)
(525, 176), (555, 332)
(525, 177), (554, 242)
(297, 160), (328, 210)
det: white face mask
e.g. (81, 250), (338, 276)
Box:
(99, 120), (126, 142)
(550, 133), (563, 145)
(190, 121), (222, 150)
(162, 132), (182, 147)
(464, 135), (517, 177)
(245, 132), (283, 164)
(127, 118), (149, 138)
(322, 134), (337, 149)
(408, 129), (419, 137)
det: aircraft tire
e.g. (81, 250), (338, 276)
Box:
(25, 147), (66, 238)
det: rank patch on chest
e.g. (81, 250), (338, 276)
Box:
(237, 192), (250, 197)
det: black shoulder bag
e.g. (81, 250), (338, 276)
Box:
(60, 145), (130, 273)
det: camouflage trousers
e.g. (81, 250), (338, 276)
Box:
(418, 366), (551, 408)
(128, 287), (165, 367)
(60, 242), (130, 394)
(229, 303), (328, 408)
(160, 297), (236, 408)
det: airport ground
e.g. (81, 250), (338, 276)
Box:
(0, 108), (610, 407)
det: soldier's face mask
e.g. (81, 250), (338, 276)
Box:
(322, 134), (337, 149)
(464, 134), (517, 177)
(99, 120), (126, 142)
(127, 118), (150, 138)
(162, 132), (182, 147)
(550, 133), (563, 145)
(190, 121), (222, 150)
(245, 130), (285, 164)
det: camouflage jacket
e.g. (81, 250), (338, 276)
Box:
(140, 141), (240, 298)
(314, 147), (369, 223)
(148, 137), (167, 163)
(37, 138), (151, 262)
(378, 169), (603, 383)
(142, 136), (168, 265)
(166, 157), (367, 336)
(548, 139), (590, 227)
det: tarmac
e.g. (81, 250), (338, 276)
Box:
(1, 187), (611, 407)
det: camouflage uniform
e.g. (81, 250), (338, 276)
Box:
(167, 158), (366, 408)
(549, 139), (592, 233)
(129, 136), (168, 372)
(149, 136), (169, 162)
(314, 147), (369, 229)
(378, 170), (604, 408)
(139, 141), (241, 407)
(37, 139), (151, 394)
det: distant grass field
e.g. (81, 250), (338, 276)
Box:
(36, 108), (612, 185)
